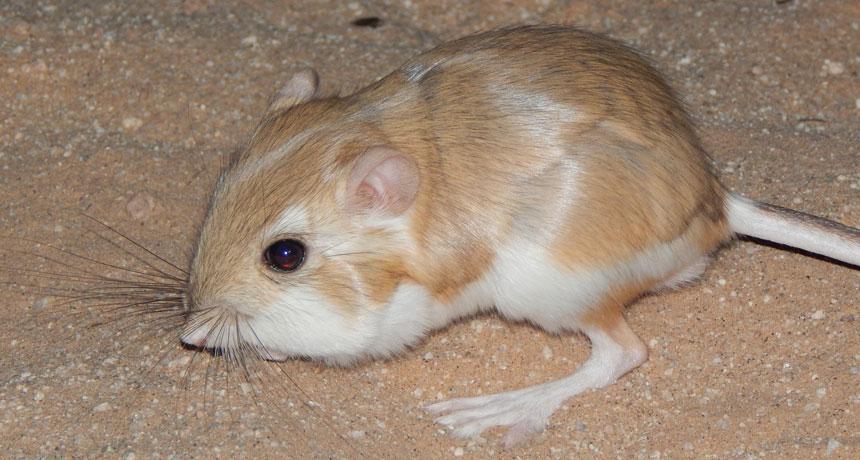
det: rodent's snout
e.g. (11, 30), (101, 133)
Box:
(178, 323), (207, 349)
(178, 292), (205, 347)
(179, 333), (205, 349)
(178, 296), (218, 350)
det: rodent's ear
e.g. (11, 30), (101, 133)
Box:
(267, 69), (319, 113)
(347, 146), (419, 216)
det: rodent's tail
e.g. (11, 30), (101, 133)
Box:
(727, 193), (860, 267)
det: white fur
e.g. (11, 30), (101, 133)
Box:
(402, 54), (484, 82)
(181, 283), (377, 363)
(728, 193), (860, 266)
(251, 282), (434, 365)
(229, 127), (323, 185)
(267, 204), (310, 238)
(182, 201), (435, 365)
(426, 324), (647, 447)
(359, 283), (435, 359)
(655, 256), (710, 291)
(424, 224), (706, 333)
(336, 196), (709, 360)
(418, 225), (707, 442)
(181, 281), (434, 365)
(250, 283), (375, 362)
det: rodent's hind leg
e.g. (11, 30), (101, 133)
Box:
(425, 315), (647, 446)
(652, 255), (711, 292)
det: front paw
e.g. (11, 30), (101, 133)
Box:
(425, 387), (561, 447)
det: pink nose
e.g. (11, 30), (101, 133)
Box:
(180, 335), (206, 348)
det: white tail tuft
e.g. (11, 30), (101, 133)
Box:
(727, 193), (860, 267)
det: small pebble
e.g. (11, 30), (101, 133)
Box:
(422, 352), (434, 361)
(127, 192), (156, 221)
(32, 297), (49, 310)
(93, 402), (111, 412)
(822, 60), (844, 76)
(542, 346), (553, 360)
(453, 447), (464, 457)
(826, 438), (841, 456)
(122, 117), (143, 131)
(348, 430), (365, 439)
(811, 310), (825, 320)
(167, 355), (191, 367)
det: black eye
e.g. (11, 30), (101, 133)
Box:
(264, 239), (306, 272)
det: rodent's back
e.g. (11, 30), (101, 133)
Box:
(351, 26), (727, 294)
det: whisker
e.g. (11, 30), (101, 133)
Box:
(1, 236), (180, 283)
(89, 308), (186, 333)
(183, 341), (205, 391)
(0, 263), (163, 286)
(81, 213), (189, 276)
(89, 299), (185, 320)
(81, 226), (186, 284)
(46, 291), (183, 309)
(139, 335), (186, 381)
(237, 320), (362, 456)
(326, 251), (379, 258)
(5, 213), (360, 456)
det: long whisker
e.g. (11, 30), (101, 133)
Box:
(81, 225), (186, 284)
(139, 335), (186, 382)
(0, 263), (164, 286)
(1, 246), (179, 286)
(81, 213), (189, 276)
(244, 322), (362, 456)
(7, 213), (360, 456)
(1, 235), (178, 283)
(239, 320), (363, 456)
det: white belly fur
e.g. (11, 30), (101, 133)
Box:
(366, 224), (709, 361)
(425, 227), (709, 333)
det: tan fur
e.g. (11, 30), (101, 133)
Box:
(188, 25), (734, 331)
(580, 287), (647, 353)
(180, 25), (860, 443)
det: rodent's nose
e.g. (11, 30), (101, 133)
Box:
(180, 338), (202, 348)
(179, 332), (206, 349)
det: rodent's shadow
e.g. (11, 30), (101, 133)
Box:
(737, 235), (859, 270)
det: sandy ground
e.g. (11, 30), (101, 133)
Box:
(1, 0), (858, 458)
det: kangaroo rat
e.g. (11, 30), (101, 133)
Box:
(179, 25), (860, 445)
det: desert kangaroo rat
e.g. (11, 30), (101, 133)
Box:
(178, 25), (860, 445)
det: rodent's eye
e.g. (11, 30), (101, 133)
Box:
(264, 239), (306, 272)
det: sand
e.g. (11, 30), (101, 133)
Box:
(1, 0), (858, 458)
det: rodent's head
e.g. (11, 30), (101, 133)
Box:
(180, 70), (423, 365)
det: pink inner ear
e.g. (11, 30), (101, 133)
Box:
(348, 146), (419, 215)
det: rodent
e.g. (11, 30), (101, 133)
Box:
(178, 25), (860, 446)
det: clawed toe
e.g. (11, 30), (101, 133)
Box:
(424, 389), (557, 445)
